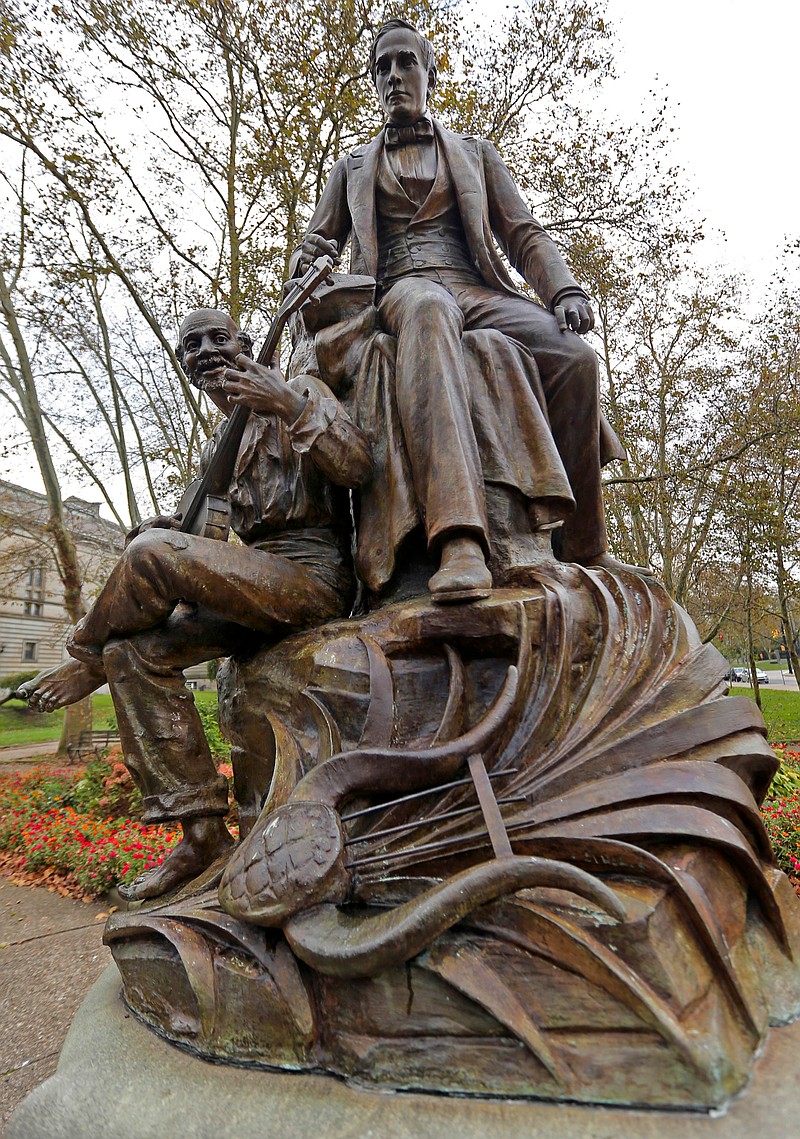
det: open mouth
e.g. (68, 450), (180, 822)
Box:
(193, 356), (228, 389)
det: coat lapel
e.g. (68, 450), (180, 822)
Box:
(435, 119), (517, 294)
(434, 121), (486, 251)
(346, 134), (384, 278)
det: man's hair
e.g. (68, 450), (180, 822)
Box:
(174, 310), (253, 365)
(368, 18), (437, 92)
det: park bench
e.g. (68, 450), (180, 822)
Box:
(66, 728), (121, 764)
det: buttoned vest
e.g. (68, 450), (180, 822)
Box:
(375, 146), (477, 284)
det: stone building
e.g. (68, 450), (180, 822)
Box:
(0, 479), (214, 688)
(0, 480), (124, 679)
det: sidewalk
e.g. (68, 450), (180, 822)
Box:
(0, 878), (112, 1132)
(0, 741), (60, 767)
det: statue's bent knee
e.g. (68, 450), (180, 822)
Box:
(566, 334), (600, 381)
(121, 528), (190, 596)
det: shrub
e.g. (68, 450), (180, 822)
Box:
(768, 746), (800, 800)
(762, 793), (800, 876)
(70, 750), (143, 820)
(0, 765), (75, 816)
(2, 804), (180, 894)
(0, 756), (233, 897)
(196, 702), (230, 760)
(0, 669), (38, 698)
(0, 764), (179, 895)
(759, 746), (800, 878)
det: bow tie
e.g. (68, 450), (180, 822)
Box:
(385, 118), (435, 149)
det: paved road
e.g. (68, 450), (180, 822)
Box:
(730, 674), (799, 691)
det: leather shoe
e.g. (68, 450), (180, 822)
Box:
(429, 537), (493, 603)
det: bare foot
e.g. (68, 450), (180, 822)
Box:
(17, 658), (105, 712)
(576, 552), (655, 578)
(118, 816), (234, 901)
(429, 535), (492, 603)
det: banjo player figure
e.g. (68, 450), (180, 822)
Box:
(18, 307), (372, 900)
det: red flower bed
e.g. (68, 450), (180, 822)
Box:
(761, 746), (800, 894)
(3, 748), (800, 900)
(761, 794), (800, 877)
(0, 694), (236, 900)
(1, 804), (179, 894)
(0, 763), (187, 899)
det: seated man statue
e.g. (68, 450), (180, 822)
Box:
(19, 308), (372, 900)
(292, 17), (629, 603)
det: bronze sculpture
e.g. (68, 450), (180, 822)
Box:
(291, 18), (631, 604)
(20, 305), (372, 896)
(19, 17), (800, 1114)
(106, 572), (800, 1107)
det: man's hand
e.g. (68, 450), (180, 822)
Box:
(294, 233), (339, 278)
(124, 515), (179, 547)
(222, 355), (307, 423)
(554, 293), (594, 335)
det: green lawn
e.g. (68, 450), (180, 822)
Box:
(731, 687), (800, 741)
(0, 690), (218, 749)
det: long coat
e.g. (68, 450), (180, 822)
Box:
(293, 119), (625, 587)
(293, 119), (583, 311)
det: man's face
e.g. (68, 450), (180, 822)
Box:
(373, 28), (431, 126)
(179, 310), (240, 389)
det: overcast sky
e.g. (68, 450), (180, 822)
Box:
(596, 0), (799, 294)
(4, 0), (796, 505)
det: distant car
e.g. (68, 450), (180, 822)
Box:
(726, 667), (769, 684)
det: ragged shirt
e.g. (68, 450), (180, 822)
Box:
(200, 375), (372, 591)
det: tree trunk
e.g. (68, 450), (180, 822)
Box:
(0, 264), (91, 753)
(57, 697), (92, 761)
(775, 543), (800, 687)
(745, 556), (762, 711)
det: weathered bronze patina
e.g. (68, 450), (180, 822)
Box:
(290, 18), (632, 604)
(25, 16), (800, 1112)
(19, 297), (372, 891)
(107, 575), (800, 1107)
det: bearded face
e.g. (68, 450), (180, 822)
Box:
(178, 310), (244, 391)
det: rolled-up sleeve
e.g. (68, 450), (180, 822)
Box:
(287, 376), (373, 488)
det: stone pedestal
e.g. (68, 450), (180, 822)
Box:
(8, 964), (800, 1139)
(104, 578), (800, 1107)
